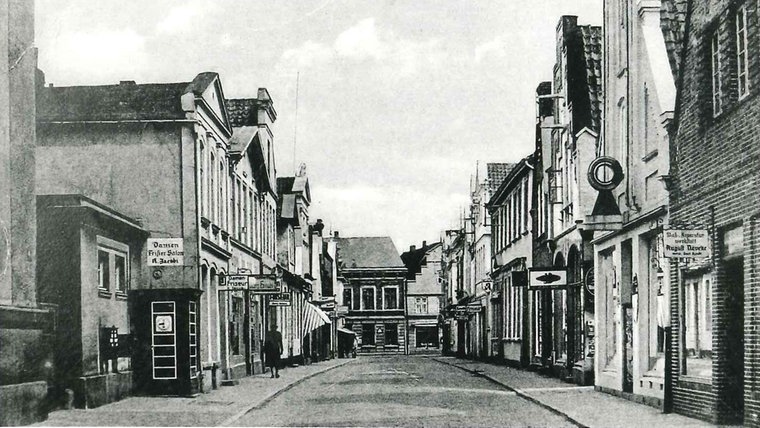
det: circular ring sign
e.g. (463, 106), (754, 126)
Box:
(587, 156), (624, 191)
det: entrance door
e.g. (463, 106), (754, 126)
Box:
(724, 257), (744, 416)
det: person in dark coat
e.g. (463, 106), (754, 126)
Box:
(264, 324), (283, 378)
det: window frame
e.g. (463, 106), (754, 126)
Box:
(736, 4), (750, 99)
(361, 286), (376, 310)
(382, 286), (398, 310)
(711, 32), (723, 116)
(96, 236), (130, 297)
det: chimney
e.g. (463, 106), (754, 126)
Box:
(422, 240), (427, 248)
(119, 80), (136, 86)
(334, 231), (339, 238)
(410, 245), (416, 252)
(314, 219), (324, 236)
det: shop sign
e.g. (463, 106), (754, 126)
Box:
(528, 268), (567, 289)
(466, 305), (482, 313)
(663, 229), (709, 258)
(336, 305), (349, 315)
(584, 270), (595, 295)
(225, 275), (249, 291)
(250, 275), (280, 294)
(147, 238), (184, 266)
(269, 292), (291, 306)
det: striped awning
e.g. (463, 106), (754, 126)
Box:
(303, 302), (331, 335)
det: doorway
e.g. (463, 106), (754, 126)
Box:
(723, 256), (744, 417)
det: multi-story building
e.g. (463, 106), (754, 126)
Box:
(440, 223), (468, 356)
(35, 74), (279, 397)
(488, 156), (533, 367)
(593, 0), (677, 408)
(665, 0), (760, 424)
(532, 16), (602, 385)
(338, 237), (407, 354)
(401, 241), (443, 354)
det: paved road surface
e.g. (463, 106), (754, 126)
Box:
(235, 355), (575, 427)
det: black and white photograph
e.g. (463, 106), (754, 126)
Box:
(0, 0), (757, 426)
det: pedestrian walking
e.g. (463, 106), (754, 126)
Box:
(264, 324), (283, 378)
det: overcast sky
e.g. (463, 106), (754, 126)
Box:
(35, 0), (601, 253)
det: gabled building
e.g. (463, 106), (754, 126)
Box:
(401, 241), (443, 354)
(337, 237), (407, 354)
(532, 16), (602, 385)
(488, 156), (534, 367)
(35, 74), (279, 399)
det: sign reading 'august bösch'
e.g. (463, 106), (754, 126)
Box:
(663, 230), (709, 258)
(147, 238), (184, 266)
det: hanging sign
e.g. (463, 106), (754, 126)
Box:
(663, 230), (709, 258)
(225, 275), (250, 291)
(528, 268), (567, 289)
(269, 292), (291, 306)
(250, 275), (281, 294)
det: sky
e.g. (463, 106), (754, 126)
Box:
(35, 0), (602, 253)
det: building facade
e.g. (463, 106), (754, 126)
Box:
(488, 157), (533, 367)
(666, 0), (760, 424)
(401, 241), (443, 354)
(593, 0), (677, 408)
(35, 74), (279, 398)
(338, 237), (407, 354)
(532, 16), (601, 385)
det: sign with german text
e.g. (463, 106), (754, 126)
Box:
(663, 230), (709, 258)
(528, 268), (567, 289)
(269, 293), (291, 306)
(225, 275), (250, 291)
(250, 275), (280, 294)
(147, 238), (184, 266)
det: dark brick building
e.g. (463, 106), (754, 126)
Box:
(667, 0), (760, 425)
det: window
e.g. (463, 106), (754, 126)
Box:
(200, 140), (206, 217)
(711, 32), (722, 115)
(384, 323), (399, 346)
(361, 287), (375, 310)
(343, 288), (353, 310)
(362, 324), (375, 346)
(230, 296), (243, 355)
(383, 287), (398, 309)
(97, 237), (129, 296)
(414, 297), (428, 314)
(98, 250), (110, 291)
(737, 5), (749, 98)
(114, 254), (127, 293)
(210, 152), (216, 223)
(684, 274), (712, 378)
(218, 161), (224, 228)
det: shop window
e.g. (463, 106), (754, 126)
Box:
(645, 233), (668, 372)
(362, 324), (375, 346)
(416, 326), (438, 348)
(361, 287), (375, 310)
(600, 248), (618, 367)
(230, 296), (243, 355)
(384, 323), (399, 346)
(383, 287), (398, 309)
(684, 274), (712, 378)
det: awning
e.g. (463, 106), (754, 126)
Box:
(302, 302), (331, 335)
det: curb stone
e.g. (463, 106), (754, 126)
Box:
(428, 356), (589, 428)
(217, 359), (354, 427)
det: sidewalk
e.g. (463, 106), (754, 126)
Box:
(34, 358), (352, 427)
(431, 356), (716, 428)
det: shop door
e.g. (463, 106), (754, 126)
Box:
(724, 257), (744, 416)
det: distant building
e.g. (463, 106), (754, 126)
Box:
(337, 237), (407, 354)
(487, 156), (534, 367)
(401, 241), (443, 354)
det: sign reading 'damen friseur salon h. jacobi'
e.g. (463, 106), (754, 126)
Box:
(147, 238), (184, 266)
(663, 230), (709, 258)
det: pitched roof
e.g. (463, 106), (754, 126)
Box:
(226, 98), (258, 127)
(660, 0), (688, 81)
(579, 25), (603, 133)
(337, 237), (405, 269)
(400, 241), (442, 280)
(486, 163), (515, 192)
(277, 177), (296, 196)
(229, 126), (258, 154)
(38, 72), (219, 122)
